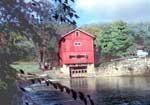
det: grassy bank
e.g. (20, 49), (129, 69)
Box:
(10, 62), (40, 73)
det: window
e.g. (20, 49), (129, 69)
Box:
(75, 31), (80, 37)
(74, 42), (81, 46)
(69, 55), (76, 59)
(70, 54), (87, 59)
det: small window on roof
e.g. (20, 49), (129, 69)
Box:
(75, 31), (80, 37)
(74, 42), (81, 46)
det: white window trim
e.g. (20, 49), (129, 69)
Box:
(74, 42), (81, 46)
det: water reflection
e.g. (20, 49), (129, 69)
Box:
(96, 77), (150, 91)
(60, 77), (150, 91)
(20, 77), (150, 105)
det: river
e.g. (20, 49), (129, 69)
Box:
(17, 77), (150, 105)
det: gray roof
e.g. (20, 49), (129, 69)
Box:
(61, 28), (95, 38)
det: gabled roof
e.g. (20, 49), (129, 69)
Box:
(61, 28), (95, 39)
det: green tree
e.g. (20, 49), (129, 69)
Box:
(81, 24), (102, 36)
(81, 24), (102, 45)
(0, 1), (78, 104)
(0, 0), (78, 64)
(98, 21), (135, 57)
(130, 23), (150, 54)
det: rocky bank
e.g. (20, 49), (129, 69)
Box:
(96, 57), (150, 77)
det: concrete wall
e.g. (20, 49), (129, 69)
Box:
(60, 64), (96, 78)
(87, 64), (96, 77)
(60, 65), (70, 78)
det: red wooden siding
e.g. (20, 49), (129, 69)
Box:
(59, 29), (95, 65)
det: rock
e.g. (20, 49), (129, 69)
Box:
(119, 102), (129, 105)
(39, 74), (48, 78)
(129, 101), (142, 105)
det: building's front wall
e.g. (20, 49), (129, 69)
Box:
(59, 29), (95, 78)
(59, 30), (94, 65)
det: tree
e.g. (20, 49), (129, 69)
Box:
(0, 0), (79, 66)
(130, 23), (150, 54)
(81, 24), (102, 46)
(0, 1), (79, 104)
(98, 21), (135, 58)
(81, 24), (102, 36)
(143, 24), (150, 54)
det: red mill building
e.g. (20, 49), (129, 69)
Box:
(58, 28), (95, 78)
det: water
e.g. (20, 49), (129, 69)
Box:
(18, 77), (150, 105)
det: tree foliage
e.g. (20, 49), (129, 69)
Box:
(99, 21), (135, 57)
(81, 21), (135, 58)
(0, 1), (78, 102)
(0, 0), (78, 64)
(130, 23), (150, 54)
(0, 0), (78, 44)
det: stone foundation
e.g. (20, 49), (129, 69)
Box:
(87, 64), (96, 77)
(60, 64), (96, 78)
(60, 65), (70, 78)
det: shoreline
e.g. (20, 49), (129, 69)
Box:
(13, 57), (150, 79)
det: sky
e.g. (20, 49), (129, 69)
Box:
(74, 0), (150, 26)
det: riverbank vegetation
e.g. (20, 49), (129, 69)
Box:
(82, 21), (150, 63)
(0, 0), (78, 104)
